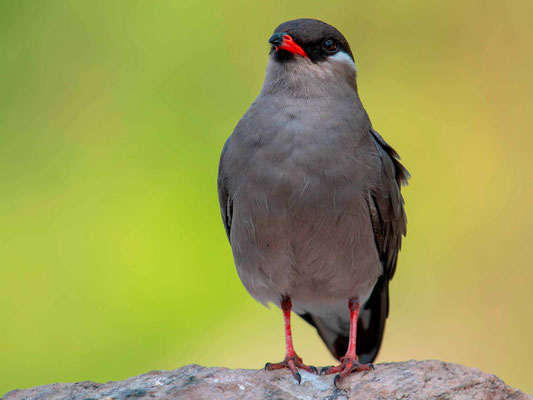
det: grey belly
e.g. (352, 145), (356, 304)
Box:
(229, 173), (382, 310)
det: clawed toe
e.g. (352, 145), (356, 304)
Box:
(264, 354), (318, 383)
(321, 358), (374, 388)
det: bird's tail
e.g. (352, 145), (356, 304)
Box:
(299, 276), (389, 364)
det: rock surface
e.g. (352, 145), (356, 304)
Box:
(3, 360), (531, 400)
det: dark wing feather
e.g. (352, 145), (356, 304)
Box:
(368, 127), (409, 282)
(217, 138), (233, 242)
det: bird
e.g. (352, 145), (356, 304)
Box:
(217, 18), (409, 387)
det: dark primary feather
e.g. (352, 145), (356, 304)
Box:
(368, 127), (409, 282)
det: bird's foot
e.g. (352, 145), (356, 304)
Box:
(265, 354), (318, 384)
(320, 356), (374, 388)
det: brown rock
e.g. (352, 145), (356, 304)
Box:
(3, 360), (531, 400)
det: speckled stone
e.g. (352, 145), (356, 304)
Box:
(3, 360), (531, 400)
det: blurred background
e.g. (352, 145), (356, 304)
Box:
(1, 0), (532, 395)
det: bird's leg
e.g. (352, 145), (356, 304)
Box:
(320, 298), (374, 388)
(265, 295), (318, 383)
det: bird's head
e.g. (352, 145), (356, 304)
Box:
(264, 19), (357, 95)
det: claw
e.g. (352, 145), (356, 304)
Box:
(294, 371), (301, 384)
(264, 362), (270, 371)
(309, 366), (318, 375)
(320, 366), (331, 375)
(333, 374), (342, 389)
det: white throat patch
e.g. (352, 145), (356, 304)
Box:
(329, 51), (356, 71)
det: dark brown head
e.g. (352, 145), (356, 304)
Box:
(268, 19), (354, 64)
(262, 19), (358, 96)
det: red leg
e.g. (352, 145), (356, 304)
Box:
(265, 296), (317, 383)
(320, 298), (374, 387)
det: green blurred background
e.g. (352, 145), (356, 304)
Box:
(1, 0), (532, 395)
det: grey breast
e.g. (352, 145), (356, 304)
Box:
(218, 59), (384, 311)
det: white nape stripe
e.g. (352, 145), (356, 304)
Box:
(329, 51), (356, 70)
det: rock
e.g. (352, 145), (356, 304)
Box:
(3, 360), (531, 400)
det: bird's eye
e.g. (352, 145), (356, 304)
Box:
(323, 39), (337, 52)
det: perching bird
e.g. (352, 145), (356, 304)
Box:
(217, 18), (409, 386)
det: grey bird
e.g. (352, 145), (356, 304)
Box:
(217, 18), (409, 386)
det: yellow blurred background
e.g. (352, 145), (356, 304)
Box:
(1, 0), (532, 395)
